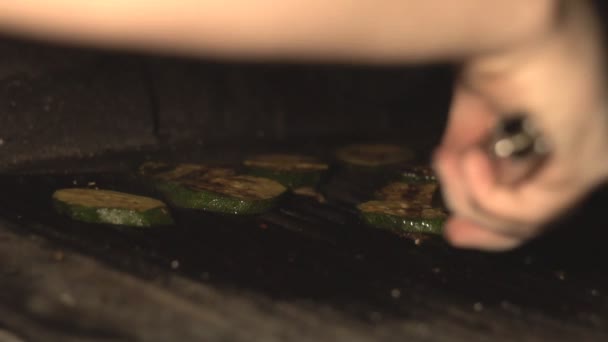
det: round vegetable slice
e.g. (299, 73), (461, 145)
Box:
(53, 188), (173, 227)
(156, 175), (287, 215)
(244, 154), (328, 189)
(400, 165), (438, 183)
(375, 182), (438, 206)
(140, 162), (235, 181)
(336, 143), (413, 167)
(292, 186), (327, 203)
(358, 200), (446, 235)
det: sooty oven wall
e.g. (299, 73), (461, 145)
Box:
(0, 38), (452, 169)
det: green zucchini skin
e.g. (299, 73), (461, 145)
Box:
(53, 196), (173, 227)
(142, 163), (287, 215)
(245, 167), (323, 189)
(360, 211), (444, 235)
(155, 181), (281, 215)
(358, 200), (446, 235)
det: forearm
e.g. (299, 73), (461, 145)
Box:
(0, 0), (556, 62)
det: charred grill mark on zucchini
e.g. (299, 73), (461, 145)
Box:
(53, 188), (173, 227)
(160, 165), (235, 182)
(336, 144), (414, 167)
(141, 163), (287, 215)
(181, 175), (286, 201)
(365, 165), (445, 234)
(244, 154), (328, 172)
(156, 176), (286, 215)
(244, 154), (328, 189)
(375, 182), (438, 206)
(140, 162), (235, 182)
(358, 200), (446, 235)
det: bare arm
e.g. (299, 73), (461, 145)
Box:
(0, 0), (555, 62)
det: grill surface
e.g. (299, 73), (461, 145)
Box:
(1, 146), (608, 341)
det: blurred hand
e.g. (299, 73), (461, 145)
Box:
(434, 0), (608, 251)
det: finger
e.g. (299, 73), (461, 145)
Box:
(434, 148), (488, 224)
(461, 147), (577, 224)
(434, 148), (522, 233)
(436, 82), (541, 240)
(433, 148), (462, 214)
(440, 82), (496, 150)
(435, 84), (498, 225)
(443, 216), (524, 251)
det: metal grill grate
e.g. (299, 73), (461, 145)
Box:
(0, 149), (608, 341)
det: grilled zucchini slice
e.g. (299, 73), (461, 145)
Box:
(358, 200), (446, 235)
(53, 188), (173, 227)
(336, 143), (413, 167)
(156, 175), (286, 215)
(142, 163), (287, 215)
(244, 154), (328, 189)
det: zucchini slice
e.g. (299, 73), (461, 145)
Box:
(336, 143), (413, 167)
(400, 165), (438, 184)
(244, 154), (328, 189)
(292, 186), (327, 203)
(358, 200), (446, 235)
(141, 163), (286, 214)
(53, 188), (173, 227)
(151, 165), (287, 215)
(140, 162), (235, 181)
(375, 182), (438, 206)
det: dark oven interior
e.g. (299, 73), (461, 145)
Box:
(1, 38), (608, 342)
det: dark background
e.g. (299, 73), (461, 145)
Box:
(0, 38), (452, 170)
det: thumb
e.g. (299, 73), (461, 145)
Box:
(439, 82), (496, 153)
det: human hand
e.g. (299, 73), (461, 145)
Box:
(434, 0), (608, 251)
